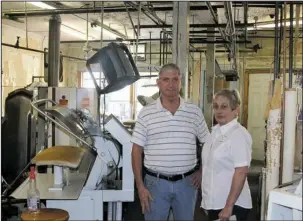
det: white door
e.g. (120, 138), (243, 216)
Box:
(247, 73), (301, 161)
(247, 74), (272, 161)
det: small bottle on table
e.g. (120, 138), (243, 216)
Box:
(27, 166), (40, 214)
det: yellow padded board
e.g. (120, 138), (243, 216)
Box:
(31, 146), (86, 169)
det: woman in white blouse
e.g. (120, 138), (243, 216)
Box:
(201, 89), (252, 221)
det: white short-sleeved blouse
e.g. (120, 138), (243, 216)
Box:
(201, 118), (253, 210)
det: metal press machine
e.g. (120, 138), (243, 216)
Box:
(7, 42), (140, 220)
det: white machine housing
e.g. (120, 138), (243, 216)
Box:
(266, 178), (302, 220)
(45, 87), (134, 220)
(12, 87), (134, 220)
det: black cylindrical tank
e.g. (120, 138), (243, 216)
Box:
(1, 89), (36, 184)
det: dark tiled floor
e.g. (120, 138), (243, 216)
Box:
(124, 160), (263, 221)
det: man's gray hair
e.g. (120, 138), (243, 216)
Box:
(159, 63), (181, 76)
(214, 89), (241, 110)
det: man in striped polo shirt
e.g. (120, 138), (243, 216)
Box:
(131, 63), (210, 220)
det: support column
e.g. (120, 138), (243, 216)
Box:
(204, 28), (216, 128)
(47, 15), (61, 87)
(172, 2), (190, 99)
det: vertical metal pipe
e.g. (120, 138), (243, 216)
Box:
(159, 31), (162, 66)
(163, 31), (165, 65)
(278, 5), (283, 75)
(149, 31), (152, 76)
(48, 15), (61, 87)
(100, 1), (104, 48)
(294, 4), (301, 70)
(280, 2), (287, 185)
(162, 32), (166, 65)
(165, 32), (168, 63)
(289, 3), (294, 88)
(164, 32), (166, 64)
(274, 2), (279, 80)
(244, 2), (248, 49)
(24, 2), (28, 48)
(135, 2), (141, 65)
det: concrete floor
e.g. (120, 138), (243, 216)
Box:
(124, 160), (263, 221)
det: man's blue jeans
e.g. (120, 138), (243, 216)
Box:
(143, 173), (197, 220)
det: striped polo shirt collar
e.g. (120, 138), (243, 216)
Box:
(156, 96), (185, 111)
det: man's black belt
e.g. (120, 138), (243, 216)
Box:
(145, 168), (196, 182)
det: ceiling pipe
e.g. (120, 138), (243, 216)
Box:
(59, 34), (303, 44)
(289, 2), (294, 88)
(273, 1), (280, 79)
(206, 2), (227, 42)
(224, 1), (237, 71)
(60, 38), (251, 44)
(4, 3), (286, 19)
(125, 1), (160, 25)
(2, 43), (86, 61)
(124, 2), (138, 38)
(129, 2), (198, 51)
(33, 1), (127, 40)
(2, 5), (222, 18)
(134, 23), (254, 29)
(186, 29), (303, 34)
(136, 1), (283, 8)
(126, 1), (166, 25)
(245, 35), (302, 39)
(278, 3), (284, 75)
(88, 50), (255, 54)
(244, 1), (249, 49)
(56, 2), (127, 39)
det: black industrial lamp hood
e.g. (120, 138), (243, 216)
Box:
(85, 42), (141, 96)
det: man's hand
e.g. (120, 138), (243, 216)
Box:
(138, 185), (153, 214)
(191, 169), (202, 189)
(218, 205), (233, 221)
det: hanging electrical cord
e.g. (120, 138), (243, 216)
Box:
(102, 87), (106, 129)
(105, 137), (121, 178)
(94, 132), (121, 190)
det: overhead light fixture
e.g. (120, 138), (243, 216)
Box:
(247, 20), (303, 30)
(28, 2), (56, 10)
(61, 26), (95, 40)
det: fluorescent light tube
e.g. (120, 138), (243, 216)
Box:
(28, 2), (56, 10)
(247, 20), (303, 30)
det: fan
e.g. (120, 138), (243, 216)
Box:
(137, 92), (160, 106)
(137, 88), (185, 106)
(83, 42), (94, 59)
